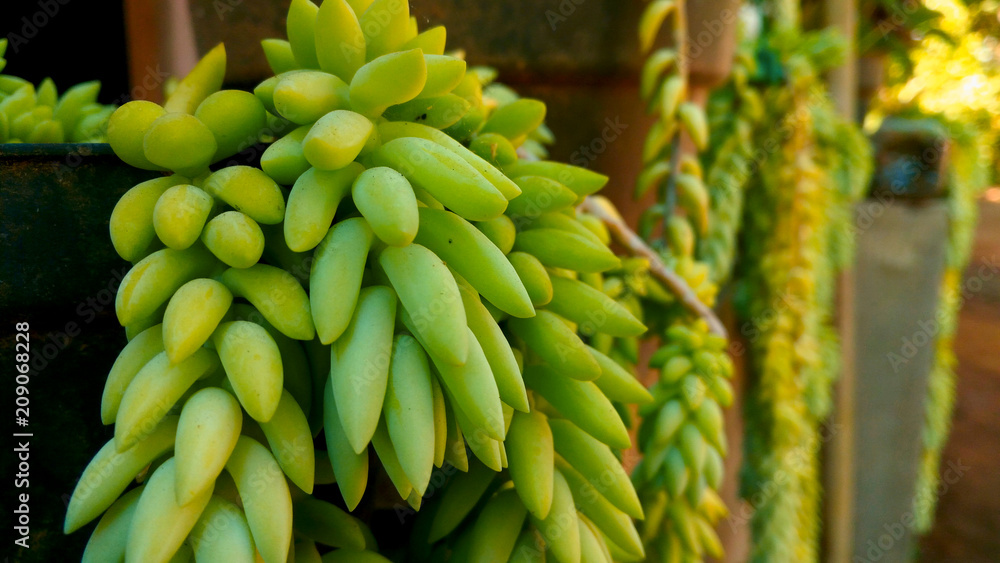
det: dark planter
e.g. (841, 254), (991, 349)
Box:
(1, 144), (160, 311)
(1, 144), (157, 563)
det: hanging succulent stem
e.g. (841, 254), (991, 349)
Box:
(636, 0), (714, 291)
(626, 3), (732, 561)
(913, 123), (989, 533)
(654, 1), (686, 244)
(659, 135), (683, 231)
(735, 26), (873, 560)
(580, 196), (727, 338)
(697, 48), (764, 285)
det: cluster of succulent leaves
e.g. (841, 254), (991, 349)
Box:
(0, 39), (116, 143)
(61, 0), (675, 561)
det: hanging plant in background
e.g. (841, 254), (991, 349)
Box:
(738, 50), (826, 563)
(912, 119), (991, 533)
(735, 3), (871, 561)
(698, 45), (764, 285)
(865, 0), (1000, 536)
(61, 0), (658, 560)
(623, 0), (737, 560)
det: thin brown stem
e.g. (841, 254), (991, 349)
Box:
(580, 196), (728, 338)
(656, 1), (687, 247)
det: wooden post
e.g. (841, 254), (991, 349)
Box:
(822, 0), (859, 561)
(123, 0), (163, 102)
(826, 270), (858, 563)
(825, 0), (859, 119)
